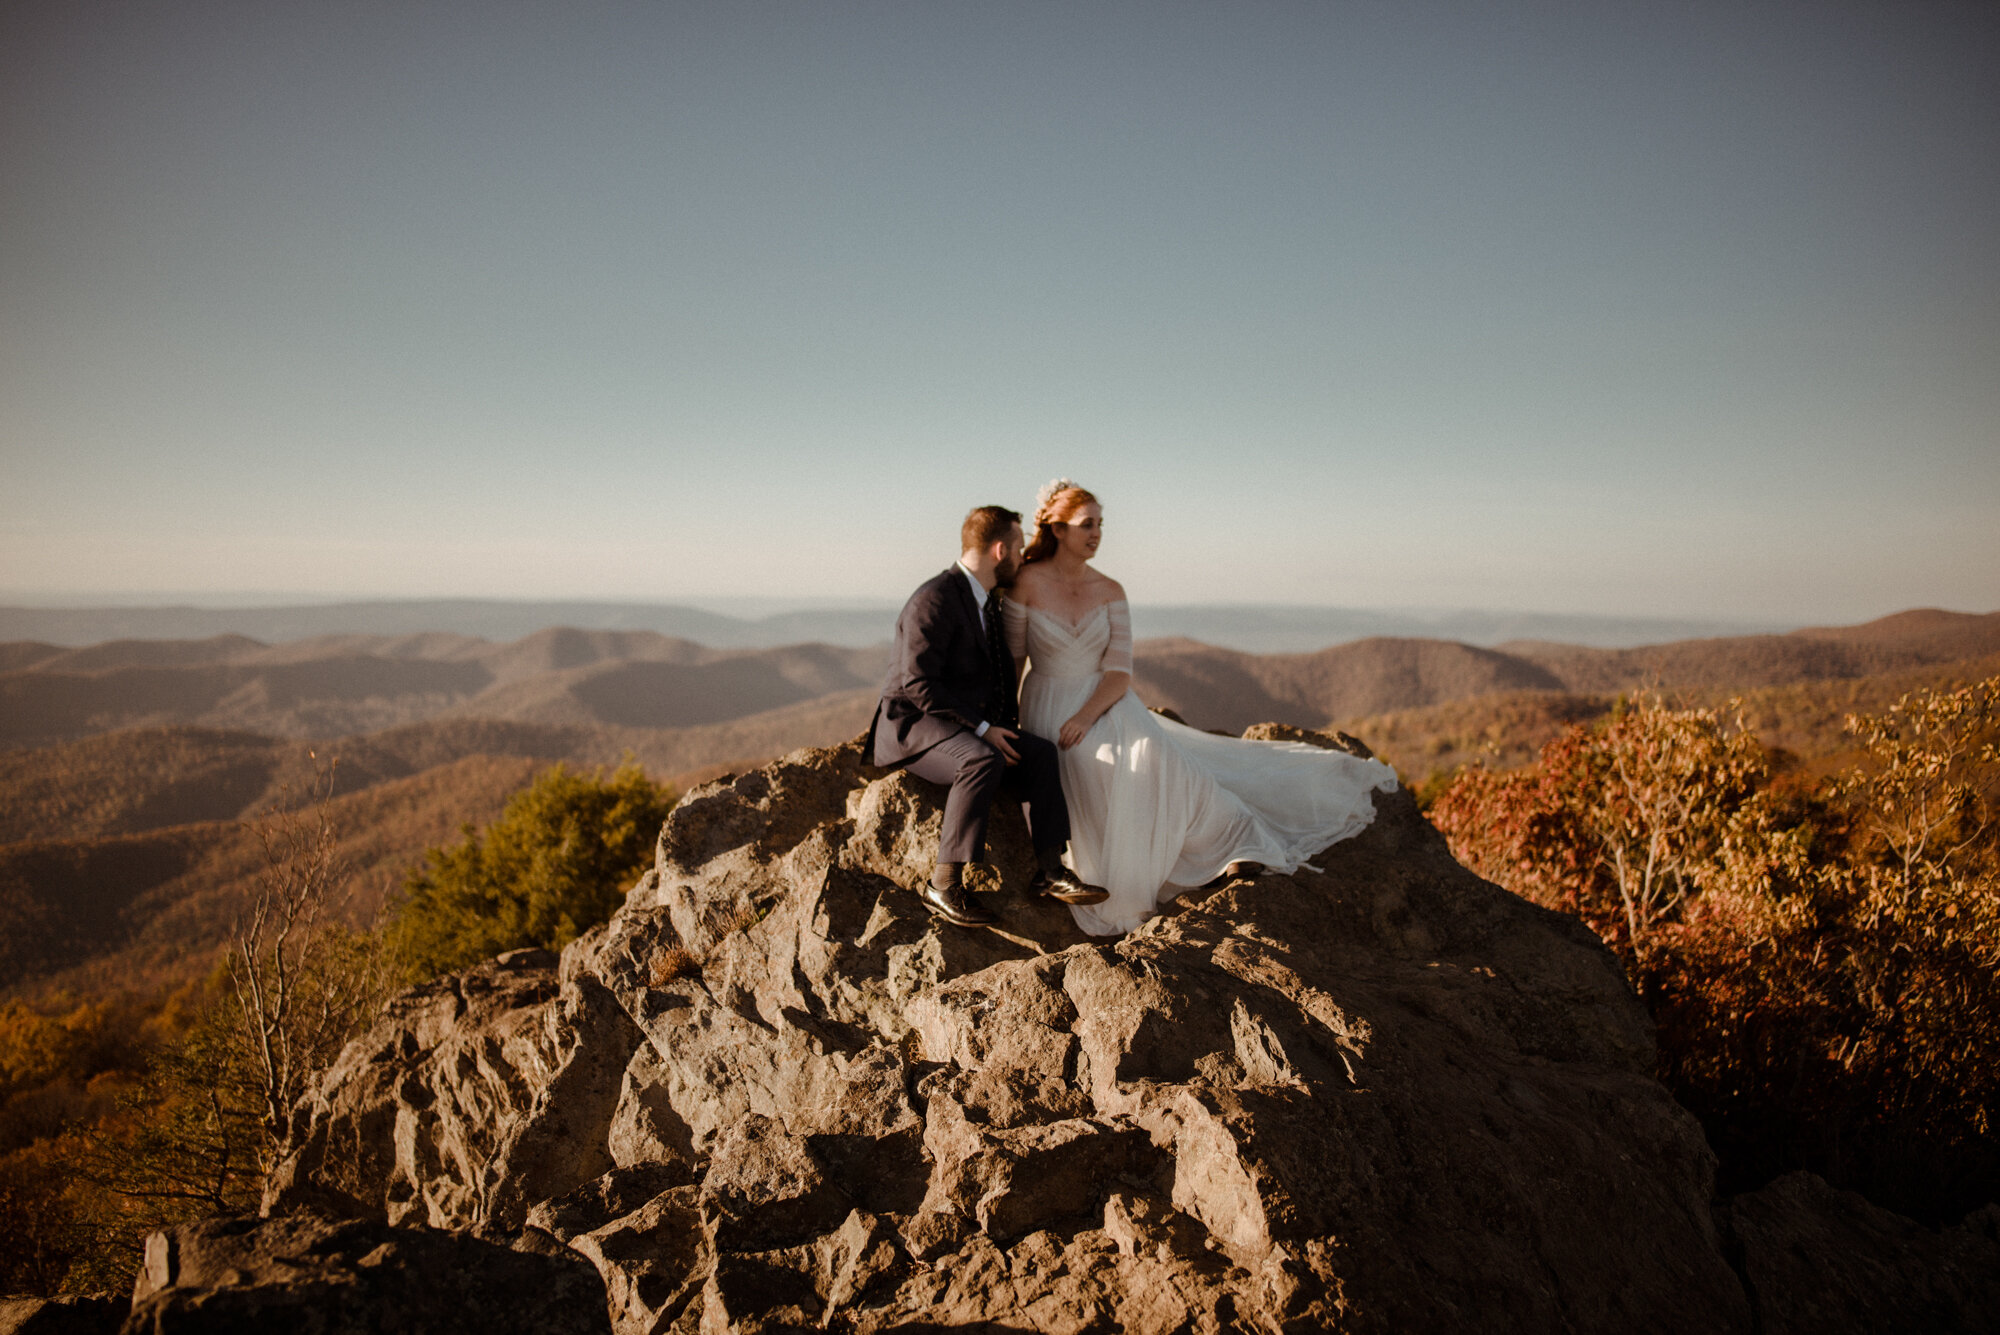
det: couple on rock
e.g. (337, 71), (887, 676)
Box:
(868, 479), (1399, 936)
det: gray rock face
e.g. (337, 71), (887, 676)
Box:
(264, 947), (567, 1228)
(120, 1209), (609, 1334)
(256, 728), (1987, 1333)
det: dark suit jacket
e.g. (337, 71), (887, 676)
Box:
(869, 566), (1002, 768)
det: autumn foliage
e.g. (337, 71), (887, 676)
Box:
(1430, 679), (2000, 1219)
(1, 759), (673, 1297)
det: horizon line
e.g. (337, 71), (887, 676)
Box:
(0, 590), (1890, 625)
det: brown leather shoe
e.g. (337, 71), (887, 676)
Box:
(1030, 867), (1109, 905)
(920, 879), (999, 927)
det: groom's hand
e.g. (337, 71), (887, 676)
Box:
(985, 726), (1023, 765)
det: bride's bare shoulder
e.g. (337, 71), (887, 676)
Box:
(1009, 563), (1051, 603)
(1095, 572), (1128, 605)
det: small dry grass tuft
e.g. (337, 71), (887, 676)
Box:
(648, 946), (700, 986)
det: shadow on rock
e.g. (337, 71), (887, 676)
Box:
(230, 731), (1996, 1334)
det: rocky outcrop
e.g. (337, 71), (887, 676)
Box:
(0, 1297), (123, 1335)
(209, 725), (1991, 1332)
(1717, 1171), (2000, 1334)
(258, 727), (1776, 1333)
(119, 1210), (609, 1334)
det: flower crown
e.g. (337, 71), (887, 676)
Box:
(1035, 477), (1079, 518)
(1031, 478), (1091, 547)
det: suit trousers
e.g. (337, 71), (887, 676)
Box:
(901, 726), (1070, 867)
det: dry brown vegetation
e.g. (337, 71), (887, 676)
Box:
(647, 946), (700, 986)
(0, 697), (876, 1007)
(1339, 690), (1616, 786)
(1430, 679), (2000, 1221)
(1, 729), (344, 845)
(1, 607), (1996, 1295)
(1, 755), (538, 1002)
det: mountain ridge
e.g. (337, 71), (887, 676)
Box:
(0, 598), (1789, 653)
(7, 609), (1997, 752)
(6, 608), (1997, 1003)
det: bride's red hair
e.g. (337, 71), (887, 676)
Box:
(1023, 481), (1100, 566)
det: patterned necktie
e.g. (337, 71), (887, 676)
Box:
(983, 593), (1019, 731)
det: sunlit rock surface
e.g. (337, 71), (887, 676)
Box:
(252, 727), (1787, 1334)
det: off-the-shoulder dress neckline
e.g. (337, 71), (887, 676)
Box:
(1017, 598), (1124, 633)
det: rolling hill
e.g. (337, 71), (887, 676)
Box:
(0, 681), (879, 998)
(1134, 636), (1565, 733)
(0, 598), (1771, 653)
(3, 607), (1995, 1002)
(11, 610), (1993, 753)
(1132, 609), (2000, 735)
(0, 629), (889, 749)
(0, 694), (882, 852)
(1502, 609), (2000, 695)
(0, 754), (540, 1000)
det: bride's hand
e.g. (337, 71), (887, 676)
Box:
(1059, 714), (1090, 749)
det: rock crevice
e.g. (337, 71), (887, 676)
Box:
(215, 731), (1987, 1333)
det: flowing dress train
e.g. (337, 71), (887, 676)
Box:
(1006, 598), (1400, 936)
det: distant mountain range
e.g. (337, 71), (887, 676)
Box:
(0, 598), (1784, 653)
(6, 606), (1997, 1000)
(5, 608), (1996, 754)
(0, 629), (890, 751)
(1136, 608), (2000, 734)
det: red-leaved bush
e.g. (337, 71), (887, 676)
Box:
(1430, 680), (2000, 1220)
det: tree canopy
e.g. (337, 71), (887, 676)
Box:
(386, 763), (675, 980)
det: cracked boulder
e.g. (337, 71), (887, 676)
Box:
(262, 730), (1956, 1332)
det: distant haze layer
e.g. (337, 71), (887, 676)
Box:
(0, 600), (1787, 654)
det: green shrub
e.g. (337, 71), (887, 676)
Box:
(385, 763), (675, 980)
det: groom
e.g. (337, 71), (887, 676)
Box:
(868, 505), (1107, 926)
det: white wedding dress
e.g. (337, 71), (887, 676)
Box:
(1005, 598), (1400, 936)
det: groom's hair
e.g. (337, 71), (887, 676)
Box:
(961, 505), (1021, 553)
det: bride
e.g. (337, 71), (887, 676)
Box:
(1003, 479), (1401, 936)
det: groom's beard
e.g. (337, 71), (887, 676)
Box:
(994, 554), (1021, 587)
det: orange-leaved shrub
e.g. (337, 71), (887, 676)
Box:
(1430, 680), (2000, 1220)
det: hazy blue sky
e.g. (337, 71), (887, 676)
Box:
(3, 1), (1995, 622)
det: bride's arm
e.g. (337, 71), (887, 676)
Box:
(1001, 597), (1029, 685)
(1003, 566), (1044, 684)
(1058, 596), (1133, 749)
